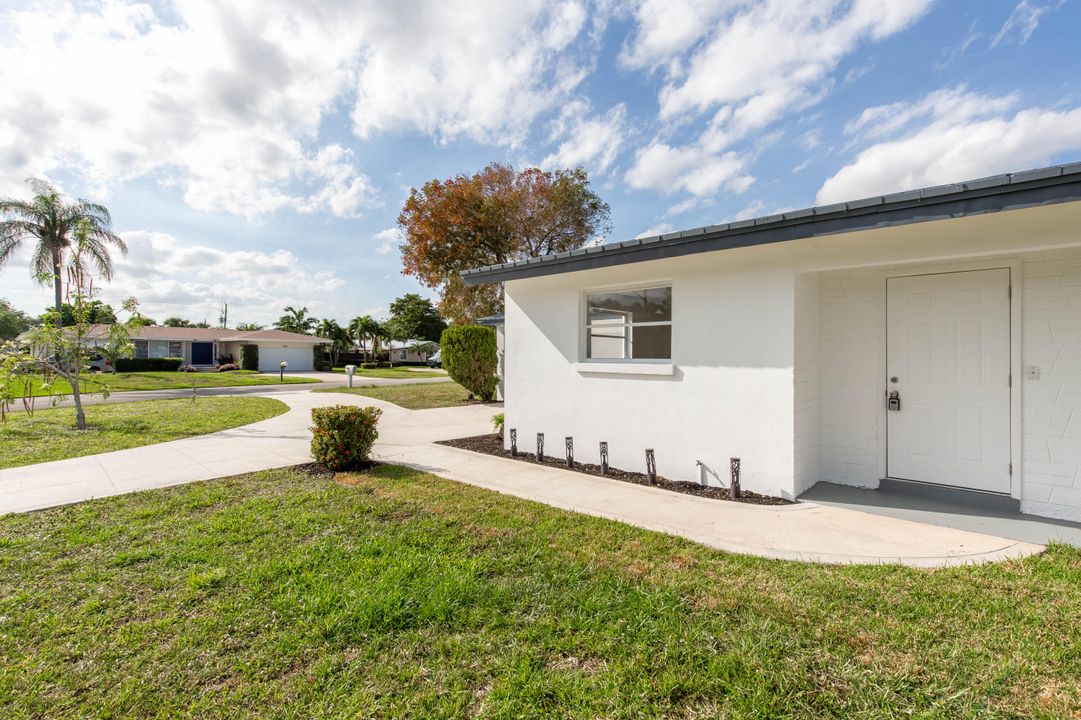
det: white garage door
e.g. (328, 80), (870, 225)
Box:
(258, 345), (314, 372)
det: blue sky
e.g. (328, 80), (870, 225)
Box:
(1, 0), (1080, 326)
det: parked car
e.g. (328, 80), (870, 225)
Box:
(85, 353), (115, 373)
(426, 350), (441, 368)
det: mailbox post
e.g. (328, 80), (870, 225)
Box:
(279, 360), (288, 382)
(345, 364), (356, 388)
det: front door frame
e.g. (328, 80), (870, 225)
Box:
(876, 256), (1022, 499)
(190, 341), (215, 366)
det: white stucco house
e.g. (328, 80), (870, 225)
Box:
(83, 325), (328, 372)
(462, 163), (1081, 522)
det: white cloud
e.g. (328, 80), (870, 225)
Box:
(733, 200), (765, 221)
(635, 222), (674, 238)
(620, 1), (930, 203)
(625, 141), (753, 197)
(93, 231), (350, 325)
(373, 227), (401, 256)
(0, 0), (604, 218)
(0, 1), (376, 218)
(350, 0), (593, 147)
(637, 0), (933, 141)
(991, 0), (1063, 47)
(818, 90), (1081, 204)
(541, 101), (629, 175)
(844, 86), (1018, 140)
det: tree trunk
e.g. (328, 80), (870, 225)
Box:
(53, 251), (64, 326)
(69, 374), (86, 430)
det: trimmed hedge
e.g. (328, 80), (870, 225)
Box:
(440, 325), (497, 401)
(360, 361), (392, 369)
(313, 344), (331, 371)
(310, 405), (382, 470)
(115, 357), (183, 372)
(240, 344), (259, 371)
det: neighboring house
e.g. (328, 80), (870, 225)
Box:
(82, 325), (328, 372)
(462, 162), (1081, 523)
(354, 339), (437, 364)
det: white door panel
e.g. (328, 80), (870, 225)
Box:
(886, 269), (1011, 493)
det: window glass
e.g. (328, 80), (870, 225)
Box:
(585, 286), (671, 360)
(133, 340), (149, 359)
(168, 341), (182, 358)
(586, 287), (671, 324)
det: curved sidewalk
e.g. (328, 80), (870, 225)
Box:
(0, 390), (1043, 567)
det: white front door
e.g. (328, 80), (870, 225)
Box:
(886, 269), (1011, 493)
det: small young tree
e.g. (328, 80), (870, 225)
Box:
(1, 221), (142, 428)
(440, 325), (497, 401)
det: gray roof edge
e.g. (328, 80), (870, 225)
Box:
(462, 162), (1081, 285)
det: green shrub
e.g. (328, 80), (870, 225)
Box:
(310, 405), (382, 470)
(313, 344), (331, 371)
(240, 344), (259, 371)
(440, 325), (497, 401)
(115, 357), (183, 372)
(492, 412), (504, 437)
(360, 361), (392, 369)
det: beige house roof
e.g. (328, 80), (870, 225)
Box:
(85, 325), (327, 343)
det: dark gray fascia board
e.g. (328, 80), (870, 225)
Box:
(462, 164), (1081, 285)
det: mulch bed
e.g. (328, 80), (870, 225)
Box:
(291, 460), (381, 480)
(438, 434), (792, 506)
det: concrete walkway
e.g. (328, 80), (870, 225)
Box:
(0, 390), (1044, 567)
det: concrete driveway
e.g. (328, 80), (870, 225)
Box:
(0, 388), (1045, 567)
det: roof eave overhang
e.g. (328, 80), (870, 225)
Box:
(462, 170), (1081, 285)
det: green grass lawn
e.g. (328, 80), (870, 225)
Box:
(15, 371), (318, 398)
(331, 366), (445, 379)
(0, 465), (1077, 718)
(314, 381), (480, 409)
(0, 396), (288, 469)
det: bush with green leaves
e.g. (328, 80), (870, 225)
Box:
(313, 344), (331, 371)
(310, 405), (382, 470)
(116, 357), (182, 372)
(240, 344), (259, 371)
(440, 325), (497, 401)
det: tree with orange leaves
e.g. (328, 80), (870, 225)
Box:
(398, 163), (611, 324)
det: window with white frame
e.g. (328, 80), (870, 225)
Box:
(133, 340), (149, 359)
(585, 286), (672, 360)
(168, 341), (182, 358)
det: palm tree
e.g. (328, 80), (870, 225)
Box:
(274, 305), (317, 335)
(0, 179), (127, 323)
(349, 315), (383, 363)
(317, 318), (350, 366)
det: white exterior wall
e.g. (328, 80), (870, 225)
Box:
(793, 272), (820, 496)
(504, 248), (798, 497)
(807, 253), (1081, 520)
(1018, 248), (1081, 520)
(817, 268), (882, 488)
(502, 201), (1081, 517)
